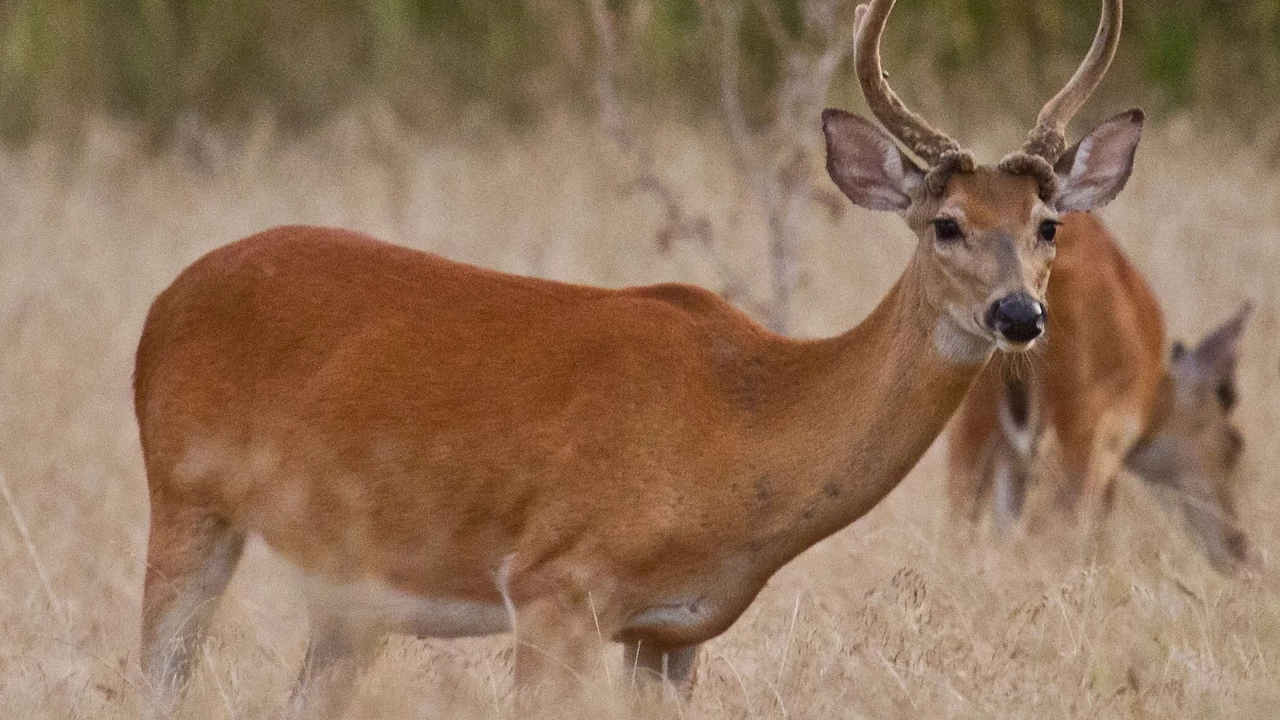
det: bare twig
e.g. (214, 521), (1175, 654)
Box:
(776, 592), (803, 684)
(587, 591), (613, 688)
(709, 0), (855, 333)
(591, 0), (853, 334)
(713, 1), (763, 188)
(714, 1), (798, 332)
(749, 0), (795, 51)
(0, 469), (64, 625)
(202, 645), (238, 719)
(586, 0), (713, 252)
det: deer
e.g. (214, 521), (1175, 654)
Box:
(134, 0), (1140, 715)
(946, 212), (1252, 572)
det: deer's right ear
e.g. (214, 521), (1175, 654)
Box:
(1052, 108), (1144, 213)
(822, 109), (924, 214)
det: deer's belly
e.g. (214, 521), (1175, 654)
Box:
(290, 562), (511, 639)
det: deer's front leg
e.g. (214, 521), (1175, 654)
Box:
(623, 640), (701, 700)
(511, 593), (602, 704)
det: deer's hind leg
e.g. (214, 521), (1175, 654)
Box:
(289, 615), (375, 720)
(140, 498), (245, 712)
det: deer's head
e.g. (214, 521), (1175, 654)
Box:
(1129, 304), (1253, 573)
(823, 0), (1142, 362)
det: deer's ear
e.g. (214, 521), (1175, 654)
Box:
(1171, 302), (1252, 411)
(1053, 108), (1144, 213)
(822, 109), (924, 214)
(1186, 303), (1252, 379)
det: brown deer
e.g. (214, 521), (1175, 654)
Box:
(947, 212), (1251, 572)
(135, 0), (1139, 714)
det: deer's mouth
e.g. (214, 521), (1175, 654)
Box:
(995, 336), (1039, 353)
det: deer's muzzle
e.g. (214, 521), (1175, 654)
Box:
(986, 293), (1046, 345)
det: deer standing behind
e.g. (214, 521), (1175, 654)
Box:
(947, 212), (1251, 572)
(135, 0), (1140, 715)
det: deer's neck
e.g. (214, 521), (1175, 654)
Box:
(744, 254), (990, 566)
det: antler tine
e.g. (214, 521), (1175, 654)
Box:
(854, 0), (959, 165)
(1024, 0), (1123, 161)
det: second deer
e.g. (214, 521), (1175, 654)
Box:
(947, 213), (1252, 572)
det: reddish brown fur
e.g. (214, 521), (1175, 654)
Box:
(135, 125), (1147, 714)
(137, 223), (1005, 711)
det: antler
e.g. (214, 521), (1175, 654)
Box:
(1023, 0), (1123, 161)
(853, 0), (960, 166)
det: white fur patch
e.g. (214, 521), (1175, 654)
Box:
(624, 597), (716, 633)
(495, 553), (518, 636)
(291, 564), (510, 639)
(998, 396), (1038, 458)
(932, 316), (994, 365)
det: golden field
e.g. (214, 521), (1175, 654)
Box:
(1, 108), (1279, 718)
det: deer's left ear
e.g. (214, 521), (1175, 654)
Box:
(1187, 302), (1253, 379)
(1053, 108), (1144, 213)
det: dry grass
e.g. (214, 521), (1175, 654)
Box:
(1, 107), (1279, 719)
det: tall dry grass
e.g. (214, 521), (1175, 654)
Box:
(1, 107), (1279, 718)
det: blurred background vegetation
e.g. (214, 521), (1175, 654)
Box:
(1, 0), (1277, 146)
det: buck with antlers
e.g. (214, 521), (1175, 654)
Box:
(947, 212), (1252, 572)
(135, 0), (1139, 714)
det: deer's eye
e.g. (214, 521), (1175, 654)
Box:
(1217, 379), (1237, 412)
(1038, 220), (1061, 244)
(932, 218), (964, 243)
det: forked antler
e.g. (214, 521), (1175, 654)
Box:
(854, 0), (1123, 198)
(853, 0), (960, 166)
(1023, 0), (1123, 162)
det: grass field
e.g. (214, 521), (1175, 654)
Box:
(1, 108), (1278, 718)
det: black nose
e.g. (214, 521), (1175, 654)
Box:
(985, 293), (1045, 343)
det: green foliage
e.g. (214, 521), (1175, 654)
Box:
(0, 0), (1277, 143)
(1144, 12), (1197, 108)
